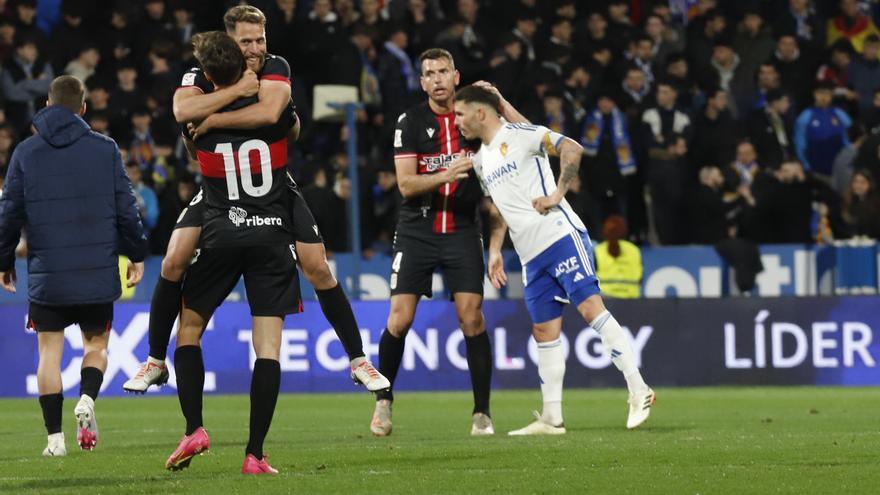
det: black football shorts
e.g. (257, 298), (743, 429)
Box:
(27, 302), (113, 333)
(182, 244), (302, 318)
(389, 228), (485, 298)
(176, 184), (323, 245)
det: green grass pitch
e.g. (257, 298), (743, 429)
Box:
(0, 387), (877, 494)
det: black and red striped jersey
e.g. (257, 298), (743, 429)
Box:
(393, 101), (482, 234)
(193, 97), (296, 248)
(177, 53), (292, 94)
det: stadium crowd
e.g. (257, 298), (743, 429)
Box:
(1, 0), (880, 254)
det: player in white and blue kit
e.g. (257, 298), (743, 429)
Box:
(453, 85), (655, 433)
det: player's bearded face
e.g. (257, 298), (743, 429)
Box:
(420, 58), (459, 104)
(231, 22), (267, 72)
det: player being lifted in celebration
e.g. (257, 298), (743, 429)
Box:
(453, 85), (655, 433)
(371, 49), (530, 437)
(123, 5), (388, 395)
(164, 32), (299, 474)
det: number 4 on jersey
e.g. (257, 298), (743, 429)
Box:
(215, 139), (273, 200)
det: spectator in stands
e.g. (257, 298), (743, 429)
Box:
(0, 124), (15, 169)
(64, 44), (100, 84)
(580, 92), (636, 229)
(377, 24), (419, 140)
(618, 66), (650, 116)
(606, 0), (636, 52)
(1, 37), (53, 134)
(594, 215), (642, 299)
(371, 165), (401, 250)
(405, 0), (445, 59)
(108, 60), (144, 133)
(172, 1), (196, 48)
(0, 19), (15, 64)
(539, 17), (573, 72)
(12, 0), (47, 52)
(541, 88), (573, 136)
(49, 1), (86, 74)
(795, 80), (852, 177)
(643, 80), (692, 247)
(841, 169), (880, 238)
(151, 172), (196, 255)
(771, 34), (816, 111)
(776, 0), (824, 49)
(861, 88), (880, 132)
(734, 8), (775, 83)
(817, 39), (858, 115)
(353, 0), (389, 43)
(299, 0), (346, 85)
(691, 87), (739, 175)
(664, 53), (698, 111)
(509, 8), (537, 63)
(127, 106), (157, 174)
(691, 165), (734, 244)
(848, 34), (880, 115)
(725, 141), (762, 190)
(643, 13), (683, 69)
(135, 0), (176, 62)
(687, 8), (728, 76)
(747, 160), (821, 243)
(99, 7), (134, 72)
(708, 37), (749, 118)
(560, 63), (591, 123)
(832, 123), (866, 193)
(827, 0), (880, 53)
(489, 35), (528, 111)
(748, 89), (794, 169)
(125, 161), (159, 236)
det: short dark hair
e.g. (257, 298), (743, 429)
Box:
(419, 48), (455, 69)
(48, 75), (85, 112)
(192, 31), (245, 87)
(455, 85), (501, 114)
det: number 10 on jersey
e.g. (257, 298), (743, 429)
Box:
(215, 139), (273, 200)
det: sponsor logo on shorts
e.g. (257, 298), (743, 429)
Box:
(555, 256), (580, 277)
(228, 206), (283, 228)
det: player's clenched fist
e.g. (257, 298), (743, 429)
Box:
(532, 191), (562, 215)
(235, 69), (259, 98)
(443, 154), (473, 183)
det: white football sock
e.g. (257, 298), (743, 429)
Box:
(590, 310), (648, 395)
(537, 337), (565, 426)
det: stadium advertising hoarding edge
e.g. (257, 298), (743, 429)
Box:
(0, 297), (876, 397)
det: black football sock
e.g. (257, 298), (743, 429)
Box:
(79, 367), (104, 401)
(376, 329), (405, 403)
(246, 358), (281, 460)
(465, 332), (493, 416)
(174, 346), (205, 435)
(148, 276), (182, 361)
(316, 283), (365, 360)
(39, 393), (63, 435)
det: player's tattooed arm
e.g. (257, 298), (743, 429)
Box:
(173, 70), (259, 124)
(487, 202), (508, 289)
(533, 137), (583, 215)
(473, 80), (530, 124)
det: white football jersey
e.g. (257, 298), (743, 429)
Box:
(474, 123), (587, 263)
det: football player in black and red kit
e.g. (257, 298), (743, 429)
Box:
(124, 5), (388, 395)
(164, 31), (295, 475)
(370, 48), (530, 437)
